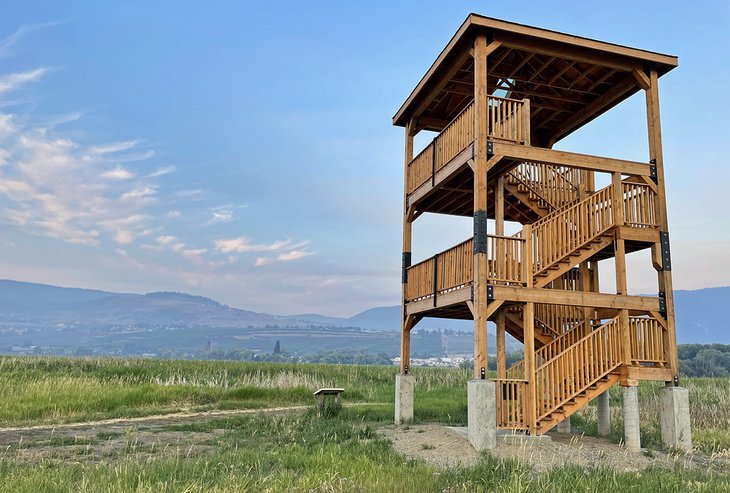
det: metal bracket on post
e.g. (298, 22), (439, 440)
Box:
(487, 284), (494, 302)
(660, 231), (672, 271)
(431, 137), (437, 186)
(649, 159), (658, 184)
(402, 252), (412, 284)
(487, 140), (494, 157)
(473, 210), (488, 254)
(404, 365), (409, 375)
(658, 291), (667, 317)
(480, 367), (486, 380)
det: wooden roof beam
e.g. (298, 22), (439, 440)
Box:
(546, 73), (637, 145)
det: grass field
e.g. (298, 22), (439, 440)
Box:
(0, 356), (728, 492)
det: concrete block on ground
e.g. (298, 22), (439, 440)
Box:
(467, 379), (496, 451)
(660, 386), (692, 452)
(394, 374), (414, 425)
(556, 416), (571, 434)
(622, 386), (641, 453)
(597, 390), (611, 437)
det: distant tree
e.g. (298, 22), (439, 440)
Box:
(273, 340), (281, 355)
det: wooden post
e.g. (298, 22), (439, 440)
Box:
(400, 118), (416, 374)
(612, 171), (631, 365)
(521, 98), (531, 146)
(645, 69), (680, 382)
(523, 301), (537, 433)
(496, 309), (506, 378)
(472, 34), (489, 379)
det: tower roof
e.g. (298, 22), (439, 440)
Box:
(393, 14), (678, 145)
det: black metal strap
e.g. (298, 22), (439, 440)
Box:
(402, 252), (412, 283)
(474, 210), (488, 254)
(660, 231), (671, 271)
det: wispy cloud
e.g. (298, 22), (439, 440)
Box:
(101, 166), (134, 180)
(0, 68), (49, 93)
(148, 165), (175, 178)
(214, 236), (293, 254)
(277, 249), (315, 262)
(89, 139), (142, 155)
(0, 21), (63, 56)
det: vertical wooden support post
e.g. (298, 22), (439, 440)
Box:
(472, 34), (489, 379)
(612, 172), (631, 365)
(400, 119), (416, 374)
(523, 224), (533, 288)
(523, 301), (537, 433)
(521, 98), (531, 146)
(645, 69), (679, 381)
(496, 310), (506, 378)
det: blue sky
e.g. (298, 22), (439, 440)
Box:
(0, 1), (728, 316)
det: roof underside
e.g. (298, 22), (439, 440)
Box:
(394, 15), (678, 145)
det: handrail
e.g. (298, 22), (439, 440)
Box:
(405, 96), (530, 195)
(535, 316), (622, 421)
(531, 185), (615, 275)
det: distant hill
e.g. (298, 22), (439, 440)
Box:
(0, 280), (727, 348)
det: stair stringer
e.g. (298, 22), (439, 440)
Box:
(533, 234), (614, 288)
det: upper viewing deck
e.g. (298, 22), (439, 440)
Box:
(394, 14), (677, 140)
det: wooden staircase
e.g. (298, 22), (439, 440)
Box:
(497, 316), (624, 434)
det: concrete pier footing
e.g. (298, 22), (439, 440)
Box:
(622, 386), (641, 452)
(394, 374), (414, 425)
(660, 386), (692, 451)
(556, 416), (571, 433)
(597, 390), (611, 437)
(467, 379), (496, 451)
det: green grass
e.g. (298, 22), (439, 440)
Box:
(0, 356), (729, 491)
(0, 412), (729, 492)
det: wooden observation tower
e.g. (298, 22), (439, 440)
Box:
(393, 15), (691, 452)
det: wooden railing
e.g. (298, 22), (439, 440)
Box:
(406, 97), (529, 195)
(495, 378), (528, 430)
(435, 103), (474, 173)
(507, 162), (584, 211)
(489, 96), (530, 144)
(406, 182), (658, 303)
(623, 183), (658, 229)
(535, 302), (584, 335)
(405, 234), (527, 301)
(405, 239), (472, 302)
(535, 316), (622, 421)
(629, 317), (667, 364)
(531, 185), (615, 274)
(487, 234), (526, 285)
(406, 145), (434, 194)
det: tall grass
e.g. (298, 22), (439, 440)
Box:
(0, 412), (728, 492)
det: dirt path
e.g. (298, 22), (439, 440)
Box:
(378, 424), (727, 473)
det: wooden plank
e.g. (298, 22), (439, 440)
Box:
(406, 286), (472, 315)
(616, 365), (673, 384)
(492, 142), (651, 176)
(492, 286), (661, 311)
(496, 309), (506, 378)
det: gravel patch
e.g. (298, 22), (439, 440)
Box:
(378, 424), (722, 473)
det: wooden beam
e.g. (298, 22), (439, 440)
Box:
(411, 50), (473, 122)
(496, 309), (506, 378)
(473, 33), (489, 379)
(400, 118), (416, 374)
(492, 286), (661, 311)
(547, 74), (637, 144)
(523, 302), (537, 433)
(631, 69), (651, 90)
(491, 142), (651, 176)
(646, 69), (680, 379)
